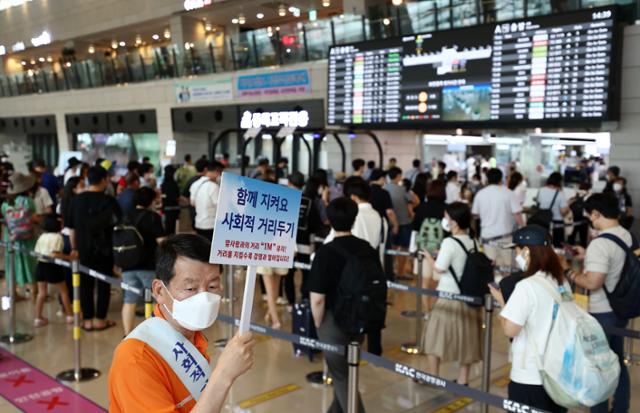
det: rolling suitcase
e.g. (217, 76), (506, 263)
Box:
(292, 299), (319, 361)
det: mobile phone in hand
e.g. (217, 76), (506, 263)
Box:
(489, 282), (500, 290)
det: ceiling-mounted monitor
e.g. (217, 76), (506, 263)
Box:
(327, 7), (621, 129)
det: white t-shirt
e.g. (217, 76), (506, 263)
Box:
(190, 176), (220, 230)
(472, 184), (522, 240)
(513, 181), (527, 207)
(584, 225), (632, 314)
(445, 181), (461, 204)
(501, 272), (572, 385)
(434, 234), (475, 294)
(536, 187), (568, 221)
(34, 187), (53, 215)
(35, 232), (64, 261)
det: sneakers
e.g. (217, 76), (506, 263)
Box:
(66, 316), (74, 325)
(34, 318), (49, 328)
(276, 297), (288, 306)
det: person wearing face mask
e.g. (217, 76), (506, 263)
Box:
(190, 161), (224, 241)
(612, 177), (633, 230)
(109, 234), (255, 413)
(421, 202), (482, 386)
(489, 225), (570, 413)
(565, 193), (634, 413)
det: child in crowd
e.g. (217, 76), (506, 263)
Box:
(33, 214), (73, 327)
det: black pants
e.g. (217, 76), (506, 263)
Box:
(317, 313), (366, 413)
(508, 382), (567, 413)
(568, 222), (588, 248)
(79, 260), (112, 320)
(284, 252), (310, 304)
(195, 228), (214, 241)
(367, 328), (382, 356)
(164, 211), (179, 235)
(551, 223), (565, 248)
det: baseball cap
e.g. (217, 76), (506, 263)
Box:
(503, 225), (550, 249)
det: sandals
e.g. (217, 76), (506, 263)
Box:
(82, 320), (116, 332)
(34, 318), (49, 328)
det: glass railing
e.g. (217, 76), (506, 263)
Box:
(0, 0), (636, 98)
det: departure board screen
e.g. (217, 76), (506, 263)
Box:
(327, 7), (620, 128)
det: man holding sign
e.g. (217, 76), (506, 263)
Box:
(109, 234), (254, 413)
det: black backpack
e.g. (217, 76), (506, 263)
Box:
(112, 211), (147, 270)
(598, 233), (640, 320)
(449, 237), (494, 306)
(530, 190), (559, 229)
(331, 245), (388, 335)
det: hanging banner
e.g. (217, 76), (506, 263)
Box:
(236, 69), (310, 97)
(210, 172), (301, 268)
(174, 78), (233, 103)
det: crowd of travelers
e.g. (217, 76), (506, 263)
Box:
(0, 151), (636, 413)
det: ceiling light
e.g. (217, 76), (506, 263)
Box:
(322, 0), (330, 7)
(88, 45), (95, 54)
(256, 12), (264, 19)
(38, 57), (45, 62)
(391, 0), (403, 5)
(152, 34), (160, 40)
(135, 35), (142, 45)
(163, 28), (171, 39)
(231, 18), (239, 24)
(238, 14), (246, 24)
(111, 40), (118, 49)
(46, 56), (53, 62)
(30, 59), (35, 64)
(184, 42), (191, 50)
(204, 22), (213, 31)
(382, 18), (390, 25)
(278, 4), (286, 16)
(65, 62), (71, 68)
(20, 60), (26, 66)
(456, 128), (463, 136)
(119, 41), (125, 47)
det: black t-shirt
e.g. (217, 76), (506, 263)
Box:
(127, 209), (166, 270)
(297, 195), (322, 246)
(412, 199), (445, 231)
(370, 184), (393, 219)
(308, 236), (377, 310)
(68, 191), (122, 264)
(161, 180), (180, 208)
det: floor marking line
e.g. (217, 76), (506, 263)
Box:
(431, 396), (474, 413)
(0, 348), (106, 412)
(237, 383), (301, 409)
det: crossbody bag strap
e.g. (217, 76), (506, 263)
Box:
(596, 232), (633, 295)
(548, 189), (559, 210)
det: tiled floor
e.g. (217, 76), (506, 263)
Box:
(0, 267), (638, 413)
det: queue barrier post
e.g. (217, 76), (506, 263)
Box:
(401, 252), (423, 355)
(347, 342), (361, 413)
(480, 293), (494, 413)
(0, 241), (33, 344)
(144, 288), (153, 319)
(56, 260), (101, 383)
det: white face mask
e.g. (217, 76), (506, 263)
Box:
(515, 253), (528, 272)
(162, 283), (221, 331)
(441, 217), (451, 232)
(613, 183), (623, 192)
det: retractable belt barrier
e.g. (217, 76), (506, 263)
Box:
(360, 350), (552, 413)
(216, 314), (346, 355)
(386, 280), (484, 306)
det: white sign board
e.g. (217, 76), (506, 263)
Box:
(174, 78), (233, 103)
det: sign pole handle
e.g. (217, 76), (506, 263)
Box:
(238, 265), (258, 335)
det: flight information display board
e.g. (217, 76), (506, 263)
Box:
(327, 7), (620, 128)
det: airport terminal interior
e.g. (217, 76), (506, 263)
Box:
(1, 0), (640, 412)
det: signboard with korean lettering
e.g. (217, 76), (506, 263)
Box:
(237, 69), (310, 97)
(210, 172), (301, 267)
(210, 172), (301, 334)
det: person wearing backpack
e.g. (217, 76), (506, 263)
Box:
(412, 179), (446, 311)
(567, 193), (633, 413)
(533, 172), (570, 247)
(421, 202), (482, 386)
(119, 187), (167, 335)
(68, 166), (122, 332)
(1, 172), (39, 301)
(309, 197), (385, 413)
(490, 226), (571, 412)
(492, 225), (620, 412)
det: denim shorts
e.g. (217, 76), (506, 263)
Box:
(122, 270), (155, 304)
(392, 224), (412, 248)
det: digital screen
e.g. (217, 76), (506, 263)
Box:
(327, 7), (620, 128)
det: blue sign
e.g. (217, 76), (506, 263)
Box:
(237, 69), (310, 97)
(210, 172), (302, 268)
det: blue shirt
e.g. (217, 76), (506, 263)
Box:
(116, 188), (136, 217)
(41, 172), (60, 206)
